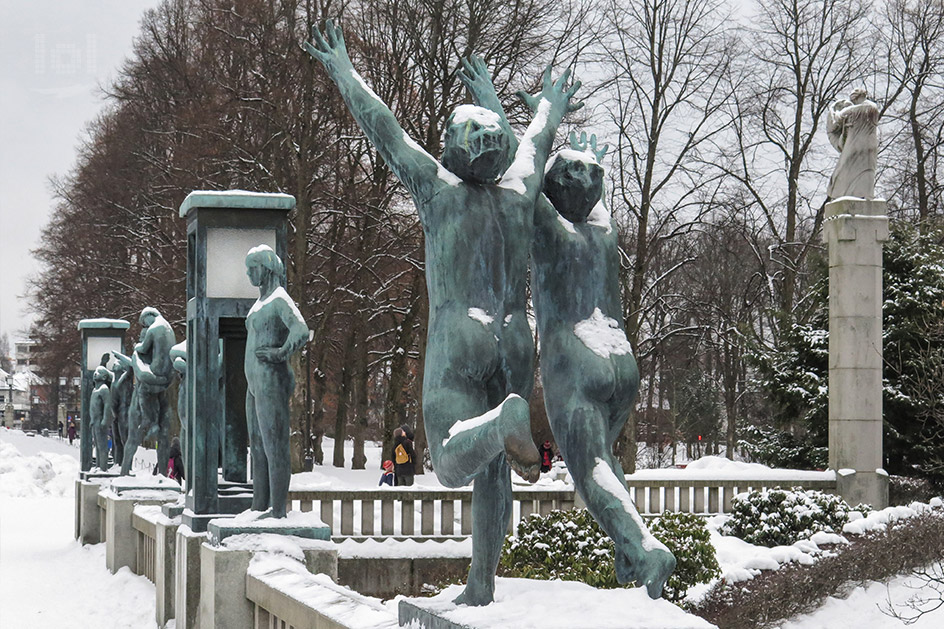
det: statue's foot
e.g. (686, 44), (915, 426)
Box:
(453, 583), (494, 607)
(501, 395), (540, 483)
(614, 543), (675, 599)
(637, 547), (676, 599)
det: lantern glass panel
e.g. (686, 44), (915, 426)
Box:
(206, 227), (277, 298)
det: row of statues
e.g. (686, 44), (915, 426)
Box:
(87, 307), (177, 476)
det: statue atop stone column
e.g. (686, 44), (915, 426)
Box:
(826, 87), (879, 200)
(460, 56), (675, 598)
(89, 366), (112, 470)
(115, 307), (176, 476)
(244, 245), (309, 518)
(306, 23), (580, 605)
(109, 359), (133, 466)
(170, 341), (188, 479)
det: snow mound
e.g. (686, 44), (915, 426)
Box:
(0, 441), (78, 497)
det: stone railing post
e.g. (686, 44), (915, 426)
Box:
(823, 197), (890, 508)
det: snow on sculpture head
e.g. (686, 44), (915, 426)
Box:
(245, 244), (283, 287)
(850, 86), (868, 104)
(441, 105), (513, 184)
(543, 148), (604, 224)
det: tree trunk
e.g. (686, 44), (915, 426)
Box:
(351, 322), (369, 470)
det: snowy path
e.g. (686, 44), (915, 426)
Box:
(0, 496), (156, 628)
(0, 428), (157, 628)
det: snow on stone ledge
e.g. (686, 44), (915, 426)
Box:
(248, 554), (398, 628)
(212, 508), (329, 531)
(629, 456), (836, 482)
(409, 577), (717, 628)
(336, 538), (472, 559)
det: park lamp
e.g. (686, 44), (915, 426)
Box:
(77, 318), (130, 473)
(179, 189), (294, 532)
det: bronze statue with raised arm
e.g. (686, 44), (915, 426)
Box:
(306, 23), (581, 605)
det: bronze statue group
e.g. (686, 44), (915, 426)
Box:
(303, 20), (677, 605)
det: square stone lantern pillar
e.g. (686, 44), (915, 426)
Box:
(823, 197), (889, 509)
(179, 190), (294, 532)
(77, 318), (130, 472)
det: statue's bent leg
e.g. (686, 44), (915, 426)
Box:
(428, 389), (536, 487)
(549, 396), (675, 599)
(246, 390), (270, 512)
(453, 455), (512, 606)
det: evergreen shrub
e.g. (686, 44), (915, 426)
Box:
(721, 487), (862, 547)
(500, 508), (721, 601)
(648, 511), (720, 601)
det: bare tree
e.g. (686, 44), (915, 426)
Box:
(585, 0), (737, 470)
(712, 0), (872, 318)
(876, 0), (944, 225)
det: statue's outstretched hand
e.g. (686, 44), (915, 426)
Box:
(569, 130), (608, 162)
(304, 19), (353, 75)
(458, 55), (497, 105)
(515, 66), (583, 116)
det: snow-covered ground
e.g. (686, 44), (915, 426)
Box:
(2, 427), (944, 628)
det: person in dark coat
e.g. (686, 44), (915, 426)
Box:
(539, 440), (554, 473)
(67, 421), (76, 445)
(167, 436), (185, 484)
(391, 426), (415, 486)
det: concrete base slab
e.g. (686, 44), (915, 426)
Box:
(398, 578), (717, 629)
(837, 468), (889, 509)
(103, 490), (180, 574)
(199, 543), (254, 629)
(80, 470), (120, 481)
(175, 525), (207, 629)
(76, 479), (104, 544)
(338, 556), (470, 599)
(155, 515), (181, 627)
(208, 510), (330, 545)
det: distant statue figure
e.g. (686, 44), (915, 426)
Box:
(826, 87), (879, 200)
(109, 360), (133, 466)
(90, 366), (112, 470)
(170, 341), (188, 480)
(461, 58), (676, 598)
(116, 307), (176, 476)
(244, 245), (309, 518)
(307, 25), (580, 605)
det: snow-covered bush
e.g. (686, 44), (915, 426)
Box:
(721, 487), (858, 547)
(500, 508), (620, 588)
(648, 511), (720, 601)
(501, 508), (721, 600)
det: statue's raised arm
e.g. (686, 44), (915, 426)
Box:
(305, 20), (453, 208)
(500, 67), (582, 204)
(458, 55), (519, 160)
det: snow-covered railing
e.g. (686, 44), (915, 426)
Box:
(132, 509), (157, 583)
(286, 488), (576, 539)
(622, 477), (838, 515)
(247, 558), (398, 629)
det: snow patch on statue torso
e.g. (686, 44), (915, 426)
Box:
(574, 308), (633, 358)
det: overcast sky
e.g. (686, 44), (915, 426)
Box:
(0, 0), (161, 343)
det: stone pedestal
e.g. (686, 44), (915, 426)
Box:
(200, 544), (254, 629)
(75, 478), (108, 544)
(398, 578), (716, 628)
(156, 516), (180, 628)
(199, 536), (339, 629)
(207, 510), (331, 545)
(104, 489), (180, 574)
(175, 525), (208, 629)
(823, 198), (890, 509)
